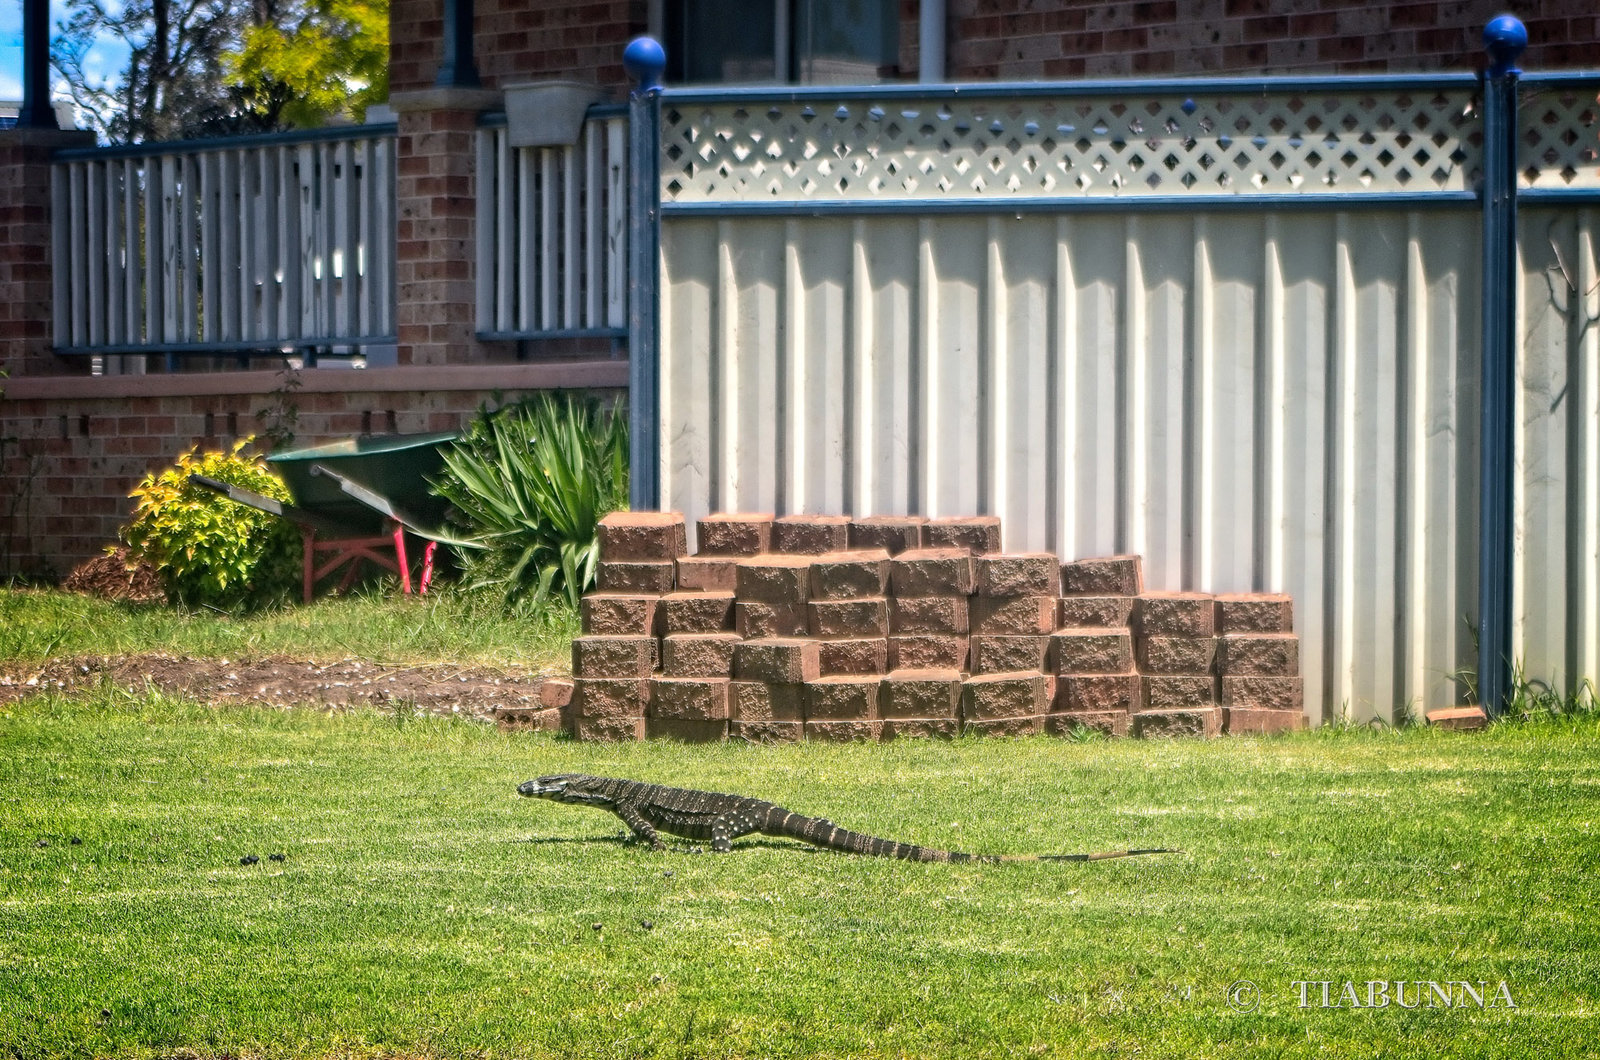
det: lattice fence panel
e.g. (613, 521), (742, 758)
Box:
(661, 90), (1483, 203)
(1519, 88), (1600, 190)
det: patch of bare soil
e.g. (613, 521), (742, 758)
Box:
(0, 653), (557, 721)
(60, 547), (165, 603)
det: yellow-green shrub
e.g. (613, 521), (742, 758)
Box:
(121, 439), (300, 609)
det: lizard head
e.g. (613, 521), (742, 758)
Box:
(517, 774), (614, 806)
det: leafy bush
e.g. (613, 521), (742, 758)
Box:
(121, 439), (301, 609)
(432, 392), (628, 611)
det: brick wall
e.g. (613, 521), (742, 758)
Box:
(394, 102), (487, 366)
(391, 0), (648, 94)
(0, 363), (627, 580)
(0, 129), (94, 380)
(946, 0), (1599, 79)
(391, 0), (1600, 96)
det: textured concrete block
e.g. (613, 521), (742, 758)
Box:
(1133, 708), (1221, 738)
(975, 552), (1060, 597)
(730, 680), (806, 722)
(1215, 593), (1295, 634)
(808, 597), (889, 637)
(1137, 636), (1218, 675)
(969, 634), (1051, 674)
(888, 634), (969, 671)
(771, 514), (852, 555)
(730, 720), (805, 744)
(735, 554), (813, 605)
(1220, 675), (1304, 711)
(696, 512), (774, 556)
(1054, 673), (1142, 714)
(1136, 592), (1217, 637)
(808, 549), (891, 599)
(649, 677), (731, 721)
(646, 717), (729, 742)
(572, 635), (655, 678)
(1219, 633), (1300, 676)
(890, 548), (975, 596)
(816, 637), (889, 676)
(880, 668), (964, 719)
(735, 600), (809, 638)
(804, 719), (884, 742)
(495, 706), (564, 734)
(597, 510), (687, 561)
(1426, 706), (1489, 731)
(1060, 555), (1143, 596)
(1058, 595), (1135, 629)
(674, 555), (740, 592)
(580, 593), (659, 636)
(961, 671), (1052, 720)
(597, 560), (676, 594)
(1051, 628), (1135, 675)
(1223, 707), (1306, 735)
(655, 590), (735, 634)
(735, 638), (821, 683)
(963, 715), (1045, 737)
(880, 717), (960, 740)
(572, 716), (646, 742)
(889, 595), (969, 634)
(1141, 675), (1217, 709)
(804, 675), (881, 720)
(573, 678), (651, 721)
(538, 677), (575, 710)
(848, 515), (927, 555)
(972, 595), (1058, 635)
(1044, 711), (1129, 738)
(660, 633), (743, 677)
(920, 515), (1002, 554)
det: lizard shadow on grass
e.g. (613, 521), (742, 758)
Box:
(515, 834), (821, 854)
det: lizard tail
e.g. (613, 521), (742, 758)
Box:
(1024, 847), (1182, 862)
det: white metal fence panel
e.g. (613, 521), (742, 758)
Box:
(51, 128), (396, 360)
(659, 206), (1600, 724)
(475, 113), (629, 338)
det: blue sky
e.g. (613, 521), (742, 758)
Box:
(0, 2), (129, 102)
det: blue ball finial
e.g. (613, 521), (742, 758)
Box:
(624, 36), (667, 91)
(1483, 15), (1527, 77)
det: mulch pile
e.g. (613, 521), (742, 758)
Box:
(60, 547), (165, 604)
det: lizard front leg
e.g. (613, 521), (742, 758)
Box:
(612, 802), (666, 851)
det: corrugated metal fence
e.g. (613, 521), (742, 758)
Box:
(651, 75), (1600, 723)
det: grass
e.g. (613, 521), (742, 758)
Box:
(0, 586), (578, 670)
(2, 690), (1597, 1059)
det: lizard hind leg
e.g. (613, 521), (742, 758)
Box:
(709, 810), (761, 853)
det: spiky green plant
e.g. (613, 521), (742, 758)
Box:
(431, 393), (628, 611)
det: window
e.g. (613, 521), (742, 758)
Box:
(661, 0), (900, 85)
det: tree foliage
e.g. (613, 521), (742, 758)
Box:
(52, 0), (388, 144)
(227, 0), (389, 132)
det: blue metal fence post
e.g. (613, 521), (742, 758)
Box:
(625, 37), (666, 512)
(1478, 15), (1526, 718)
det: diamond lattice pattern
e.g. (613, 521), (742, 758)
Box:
(660, 91), (1484, 203)
(1519, 89), (1600, 190)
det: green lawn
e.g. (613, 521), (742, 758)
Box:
(2, 687), (1596, 1059)
(0, 587), (576, 669)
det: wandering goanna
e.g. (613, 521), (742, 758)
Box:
(518, 774), (1177, 863)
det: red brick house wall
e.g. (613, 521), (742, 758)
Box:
(390, 0), (1599, 95)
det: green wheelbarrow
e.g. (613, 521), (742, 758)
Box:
(190, 431), (480, 602)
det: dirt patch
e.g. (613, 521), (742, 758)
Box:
(0, 653), (558, 721)
(60, 547), (165, 604)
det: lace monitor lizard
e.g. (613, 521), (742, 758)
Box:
(518, 774), (1176, 863)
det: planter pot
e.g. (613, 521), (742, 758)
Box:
(504, 82), (607, 147)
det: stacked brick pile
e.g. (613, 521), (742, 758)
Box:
(542, 510), (1307, 742)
